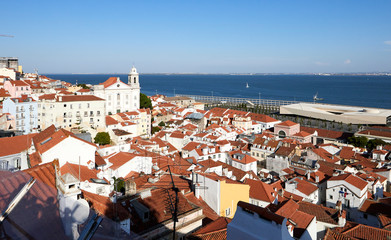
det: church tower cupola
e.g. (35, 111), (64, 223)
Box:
(128, 66), (140, 89)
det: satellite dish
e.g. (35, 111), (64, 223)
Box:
(71, 199), (90, 225)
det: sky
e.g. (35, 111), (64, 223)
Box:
(1, 0), (391, 74)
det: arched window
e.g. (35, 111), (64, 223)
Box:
(278, 130), (286, 138)
(134, 77), (136, 83)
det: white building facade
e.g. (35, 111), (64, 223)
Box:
(93, 66), (140, 115)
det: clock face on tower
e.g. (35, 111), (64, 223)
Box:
(117, 84), (120, 87)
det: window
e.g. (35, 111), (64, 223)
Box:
(134, 77), (136, 83)
(329, 195), (333, 200)
(64, 104), (67, 107)
(14, 158), (20, 169)
(225, 208), (231, 216)
(278, 130), (286, 138)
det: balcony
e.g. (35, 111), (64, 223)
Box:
(16, 114), (25, 120)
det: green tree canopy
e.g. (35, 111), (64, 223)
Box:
(94, 132), (111, 145)
(140, 93), (152, 109)
(347, 136), (368, 148)
(77, 83), (90, 89)
(158, 121), (165, 127)
(367, 138), (386, 151)
(152, 126), (161, 135)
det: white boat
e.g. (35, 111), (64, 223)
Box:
(313, 92), (323, 101)
(246, 82), (249, 88)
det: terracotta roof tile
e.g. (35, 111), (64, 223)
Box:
(276, 120), (298, 127)
(58, 95), (104, 102)
(329, 173), (368, 191)
(23, 161), (56, 189)
(0, 133), (37, 157)
(244, 178), (276, 203)
(189, 217), (231, 240)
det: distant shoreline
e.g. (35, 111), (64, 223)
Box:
(42, 72), (391, 76)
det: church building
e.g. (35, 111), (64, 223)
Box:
(93, 66), (140, 114)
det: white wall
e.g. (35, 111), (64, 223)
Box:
(41, 136), (97, 167)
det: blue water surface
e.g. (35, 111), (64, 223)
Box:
(45, 74), (391, 109)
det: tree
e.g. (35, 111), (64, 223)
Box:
(94, 132), (110, 145)
(347, 136), (368, 148)
(158, 121), (166, 127)
(367, 138), (386, 151)
(140, 93), (152, 109)
(77, 83), (90, 89)
(152, 126), (161, 135)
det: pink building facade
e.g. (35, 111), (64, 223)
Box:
(4, 80), (31, 98)
(274, 120), (300, 138)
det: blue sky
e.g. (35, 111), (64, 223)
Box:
(1, 0), (390, 73)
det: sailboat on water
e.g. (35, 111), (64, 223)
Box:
(313, 92), (324, 102)
(246, 82), (249, 88)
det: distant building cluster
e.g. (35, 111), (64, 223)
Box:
(1, 58), (391, 239)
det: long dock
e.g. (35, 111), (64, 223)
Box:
(176, 94), (298, 106)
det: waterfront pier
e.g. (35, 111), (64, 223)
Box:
(176, 94), (298, 107)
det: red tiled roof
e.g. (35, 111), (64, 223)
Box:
(293, 178), (318, 196)
(276, 120), (298, 127)
(0, 171), (67, 239)
(358, 129), (391, 139)
(95, 152), (106, 166)
(0, 133), (37, 157)
(60, 162), (102, 183)
(244, 178), (276, 203)
(23, 161), (57, 189)
(39, 93), (56, 100)
(341, 223), (391, 239)
(58, 95), (104, 102)
(99, 77), (125, 88)
(301, 126), (350, 140)
(190, 217), (231, 240)
(82, 190), (130, 220)
(339, 147), (355, 159)
(7, 80), (29, 86)
(329, 173), (368, 191)
(106, 151), (138, 170)
(0, 88), (10, 97)
(298, 201), (342, 225)
(293, 131), (312, 138)
(105, 115), (118, 125)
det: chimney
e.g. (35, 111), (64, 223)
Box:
(307, 172), (310, 180)
(315, 175), (319, 183)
